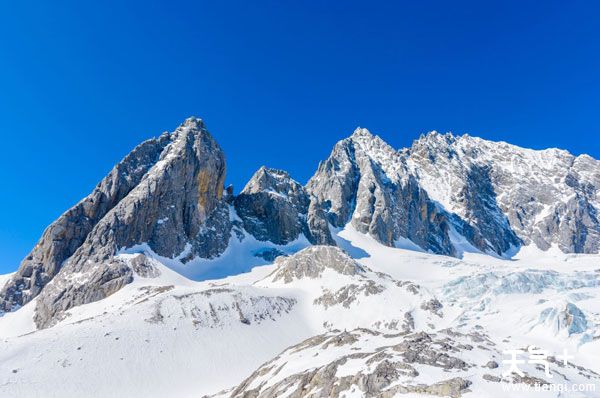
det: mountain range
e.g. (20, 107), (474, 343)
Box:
(1, 118), (599, 397)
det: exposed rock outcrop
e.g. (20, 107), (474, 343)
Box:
(215, 326), (600, 398)
(212, 329), (483, 398)
(269, 246), (365, 283)
(307, 129), (460, 256)
(146, 288), (296, 328)
(234, 167), (334, 245)
(3, 117), (233, 327)
(0, 130), (173, 313)
(407, 131), (600, 254)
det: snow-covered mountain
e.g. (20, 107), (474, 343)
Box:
(406, 132), (600, 254)
(1, 118), (600, 397)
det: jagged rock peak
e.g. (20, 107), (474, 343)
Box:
(1, 116), (233, 327)
(178, 115), (206, 130)
(307, 127), (455, 254)
(412, 130), (458, 147)
(410, 129), (574, 159)
(234, 166), (334, 246)
(348, 127), (399, 156)
(349, 126), (374, 139)
(241, 166), (302, 196)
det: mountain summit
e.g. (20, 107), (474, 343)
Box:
(1, 118), (231, 326)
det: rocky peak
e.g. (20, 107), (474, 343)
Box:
(409, 131), (467, 163)
(0, 131), (173, 314)
(240, 166), (303, 199)
(349, 126), (374, 140)
(308, 128), (457, 254)
(415, 130), (456, 141)
(179, 115), (206, 130)
(347, 127), (399, 166)
(406, 131), (600, 254)
(1, 117), (233, 327)
(234, 166), (334, 246)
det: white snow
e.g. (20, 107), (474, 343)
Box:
(1, 225), (600, 397)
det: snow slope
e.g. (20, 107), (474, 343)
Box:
(1, 230), (600, 397)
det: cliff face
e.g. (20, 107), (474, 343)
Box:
(234, 166), (334, 246)
(0, 130), (173, 313)
(307, 129), (466, 257)
(2, 117), (231, 327)
(406, 132), (600, 254)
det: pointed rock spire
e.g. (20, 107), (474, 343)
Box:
(1, 117), (232, 328)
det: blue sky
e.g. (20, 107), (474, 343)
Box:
(0, 1), (599, 272)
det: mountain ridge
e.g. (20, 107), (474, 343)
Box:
(2, 118), (600, 397)
(2, 117), (600, 328)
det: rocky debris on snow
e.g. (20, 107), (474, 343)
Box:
(147, 288), (296, 328)
(484, 360), (499, 369)
(269, 246), (365, 283)
(421, 298), (444, 316)
(215, 327), (600, 398)
(313, 281), (385, 309)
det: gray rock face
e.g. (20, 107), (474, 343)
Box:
(407, 131), (600, 254)
(269, 246), (365, 283)
(234, 167), (334, 245)
(3, 117), (233, 327)
(307, 138), (359, 228)
(453, 164), (521, 254)
(234, 167), (308, 244)
(0, 132), (173, 312)
(308, 128), (600, 256)
(307, 129), (459, 256)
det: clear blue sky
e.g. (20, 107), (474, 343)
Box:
(1, 1), (599, 272)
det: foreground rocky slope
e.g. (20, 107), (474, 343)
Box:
(217, 328), (599, 398)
